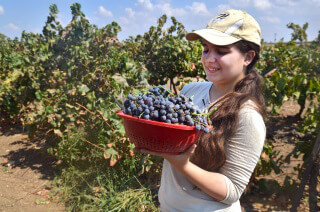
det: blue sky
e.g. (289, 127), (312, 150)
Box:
(0, 0), (319, 43)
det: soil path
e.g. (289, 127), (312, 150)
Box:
(241, 115), (316, 211)
(0, 124), (65, 212)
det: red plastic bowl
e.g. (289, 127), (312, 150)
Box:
(116, 111), (202, 154)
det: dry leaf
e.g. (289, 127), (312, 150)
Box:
(261, 152), (268, 160)
(129, 150), (134, 157)
(103, 152), (110, 159)
(110, 155), (118, 167)
(36, 189), (50, 197)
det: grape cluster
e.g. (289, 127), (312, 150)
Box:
(123, 86), (211, 133)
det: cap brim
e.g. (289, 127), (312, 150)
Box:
(186, 28), (240, 46)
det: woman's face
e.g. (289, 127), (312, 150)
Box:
(201, 40), (249, 86)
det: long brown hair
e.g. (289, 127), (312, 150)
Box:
(190, 40), (265, 171)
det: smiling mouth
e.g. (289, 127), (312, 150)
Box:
(207, 68), (220, 73)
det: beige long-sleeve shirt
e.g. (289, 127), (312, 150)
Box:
(158, 82), (266, 211)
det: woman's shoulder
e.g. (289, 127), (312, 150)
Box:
(240, 100), (261, 113)
(180, 81), (212, 95)
(239, 100), (265, 130)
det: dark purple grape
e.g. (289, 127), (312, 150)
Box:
(177, 109), (184, 115)
(133, 109), (140, 116)
(128, 94), (136, 101)
(160, 109), (166, 115)
(142, 114), (150, 120)
(186, 120), (194, 126)
(168, 107), (174, 113)
(172, 113), (178, 118)
(144, 109), (150, 114)
(124, 108), (132, 115)
(195, 125), (201, 131)
(130, 102), (136, 108)
(153, 110), (159, 118)
(146, 97), (153, 105)
(124, 100), (130, 108)
(179, 116), (185, 122)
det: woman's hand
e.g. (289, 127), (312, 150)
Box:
(134, 144), (228, 201)
(133, 144), (197, 169)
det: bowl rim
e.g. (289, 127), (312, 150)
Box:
(116, 110), (196, 131)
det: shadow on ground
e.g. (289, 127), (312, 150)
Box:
(0, 120), (61, 181)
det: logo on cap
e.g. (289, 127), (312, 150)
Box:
(212, 12), (229, 23)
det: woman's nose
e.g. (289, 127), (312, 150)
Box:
(204, 51), (217, 63)
(207, 52), (217, 62)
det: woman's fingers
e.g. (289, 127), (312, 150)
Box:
(133, 144), (197, 157)
(133, 147), (141, 153)
(186, 144), (197, 155)
(133, 147), (163, 157)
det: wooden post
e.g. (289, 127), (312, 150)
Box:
(290, 131), (320, 211)
(309, 158), (319, 211)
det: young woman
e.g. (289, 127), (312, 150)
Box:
(135, 9), (266, 211)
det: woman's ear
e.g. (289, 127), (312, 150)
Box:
(244, 50), (255, 66)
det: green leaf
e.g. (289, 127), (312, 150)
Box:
(35, 90), (42, 100)
(54, 129), (63, 137)
(78, 84), (90, 95)
(293, 91), (300, 98)
(104, 148), (118, 158)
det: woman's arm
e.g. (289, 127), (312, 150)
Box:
(169, 150), (228, 201)
(137, 143), (228, 201)
(135, 106), (265, 204)
(218, 107), (266, 204)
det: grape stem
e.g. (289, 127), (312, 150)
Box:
(155, 85), (175, 96)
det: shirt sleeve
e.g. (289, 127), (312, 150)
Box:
(179, 82), (197, 96)
(219, 106), (266, 205)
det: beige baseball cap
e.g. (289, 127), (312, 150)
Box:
(186, 9), (262, 46)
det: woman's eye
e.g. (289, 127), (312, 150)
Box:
(217, 49), (229, 55)
(203, 49), (209, 53)
(202, 47), (209, 53)
(217, 50), (226, 55)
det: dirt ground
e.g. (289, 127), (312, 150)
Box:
(240, 115), (312, 211)
(0, 110), (318, 211)
(0, 123), (65, 212)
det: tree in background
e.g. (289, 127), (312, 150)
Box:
(0, 33), (8, 41)
(314, 30), (320, 43)
(287, 22), (309, 44)
(125, 15), (203, 94)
